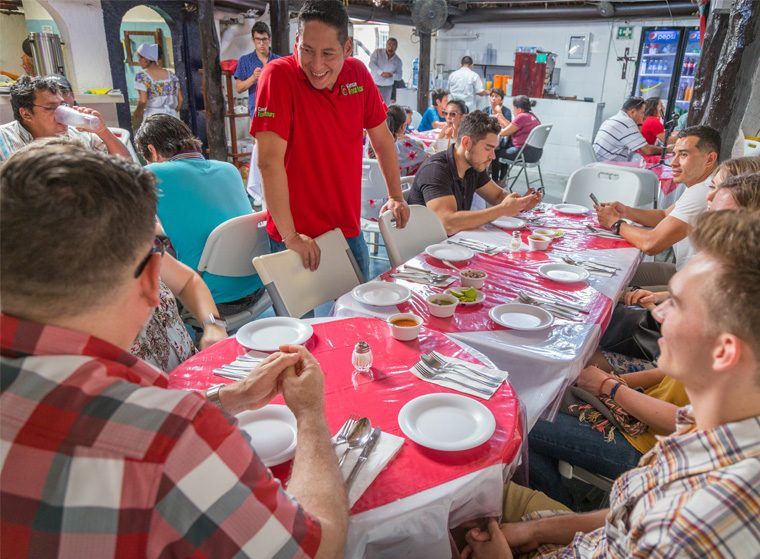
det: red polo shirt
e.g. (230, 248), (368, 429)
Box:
(251, 54), (387, 241)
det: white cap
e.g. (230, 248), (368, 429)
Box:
(136, 43), (159, 62)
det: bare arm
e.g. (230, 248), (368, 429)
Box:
(618, 368), (666, 389)
(235, 68), (261, 94)
(618, 216), (688, 255)
(280, 345), (348, 559)
(637, 144), (665, 156)
(176, 86), (183, 113)
(75, 106), (131, 160)
(132, 91), (148, 131)
(256, 130), (321, 270)
(498, 123), (518, 138)
(502, 509), (609, 551)
(604, 383), (679, 435)
(160, 255), (226, 350)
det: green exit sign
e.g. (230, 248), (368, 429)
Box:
(617, 26), (633, 40)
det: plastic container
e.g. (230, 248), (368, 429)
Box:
(387, 313), (423, 341)
(54, 105), (100, 131)
(425, 293), (459, 318)
(528, 234), (551, 251)
(460, 269), (488, 289)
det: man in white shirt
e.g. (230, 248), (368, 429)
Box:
(447, 56), (487, 112)
(596, 125), (720, 289)
(369, 38), (402, 105)
(593, 97), (664, 162)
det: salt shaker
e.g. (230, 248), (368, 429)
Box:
(351, 341), (373, 376)
(510, 230), (522, 251)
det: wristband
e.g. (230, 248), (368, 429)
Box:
(205, 383), (225, 410)
(611, 219), (625, 235)
(609, 382), (623, 400)
(599, 376), (616, 396)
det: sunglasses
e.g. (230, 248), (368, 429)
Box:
(443, 111), (462, 117)
(133, 235), (170, 278)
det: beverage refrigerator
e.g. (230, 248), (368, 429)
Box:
(632, 26), (701, 120)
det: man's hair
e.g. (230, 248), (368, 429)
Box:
(298, 0), (349, 43)
(446, 99), (468, 116)
(9, 75), (59, 122)
(0, 142), (157, 319)
(251, 21), (271, 38)
(643, 97), (661, 118)
(690, 209), (760, 359)
(386, 104), (407, 136)
(717, 173), (760, 210)
(461, 56), (473, 66)
(387, 37), (398, 45)
(716, 156), (760, 179)
(431, 88), (448, 105)
(490, 88), (505, 100)
(677, 125), (721, 156)
(457, 110), (501, 145)
(134, 114), (202, 160)
(622, 96), (645, 112)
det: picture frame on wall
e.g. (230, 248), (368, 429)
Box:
(566, 33), (591, 65)
(123, 29), (165, 67)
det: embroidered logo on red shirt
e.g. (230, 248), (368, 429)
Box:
(256, 106), (275, 118)
(341, 82), (364, 96)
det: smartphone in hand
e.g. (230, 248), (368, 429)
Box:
(589, 193), (601, 207)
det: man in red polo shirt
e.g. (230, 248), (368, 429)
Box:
(252, 0), (409, 280)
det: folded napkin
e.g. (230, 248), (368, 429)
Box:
(411, 355), (509, 400)
(334, 430), (404, 507)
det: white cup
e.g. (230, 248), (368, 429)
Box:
(387, 313), (423, 341)
(425, 293), (459, 318)
(528, 234), (551, 251)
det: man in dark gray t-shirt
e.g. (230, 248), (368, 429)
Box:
(407, 111), (541, 235)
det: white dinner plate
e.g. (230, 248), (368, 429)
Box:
(537, 263), (590, 284)
(425, 243), (474, 262)
(352, 281), (411, 306)
(489, 303), (554, 331)
(445, 287), (486, 306)
(236, 317), (314, 351)
(553, 203), (589, 215)
(491, 216), (526, 229)
(236, 405), (297, 466)
(398, 393), (496, 451)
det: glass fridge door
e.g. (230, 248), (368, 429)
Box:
(635, 28), (682, 103)
(674, 28), (701, 117)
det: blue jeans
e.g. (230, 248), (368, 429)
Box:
(528, 412), (642, 508)
(269, 232), (369, 282)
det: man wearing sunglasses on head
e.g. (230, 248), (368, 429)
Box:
(0, 75), (130, 163)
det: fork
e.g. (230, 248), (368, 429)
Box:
(414, 363), (493, 395)
(518, 293), (582, 321)
(425, 352), (503, 385)
(561, 256), (617, 273)
(447, 239), (497, 254)
(401, 265), (450, 282)
(332, 415), (359, 447)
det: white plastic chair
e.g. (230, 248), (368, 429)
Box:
(411, 110), (423, 130)
(252, 228), (363, 318)
(576, 134), (597, 166)
(744, 138), (760, 157)
(196, 212), (272, 330)
(378, 204), (447, 268)
(500, 123), (553, 192)
(108, 126), (141, 163)
(563, 165), (658, 209)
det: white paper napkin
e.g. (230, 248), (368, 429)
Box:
(410, 355), (509, 400)
(334, 430), (404, 507)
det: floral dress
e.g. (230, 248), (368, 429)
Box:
(135, 70), (180, 120)
(396, 136), (429, 176)
(130, 280), (196, 373)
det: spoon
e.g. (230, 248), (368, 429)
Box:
(338, 417), (372, 467)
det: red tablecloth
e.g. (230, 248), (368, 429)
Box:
(169, 317), (523, 515)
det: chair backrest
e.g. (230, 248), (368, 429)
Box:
(411, 110), (423, 130)
(108, 126), (141, 163)
(576, 134), (597, 166)
(524, 123), (553, 150)
(379, 204), (447, 268)
(252, 228), (363, 318)
(563, 165), (657, 208)
(361, 158), (390, 220)
(744, 138), (760, 157)
(197, 211), (269, 277)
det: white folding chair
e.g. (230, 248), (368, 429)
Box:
(563, 165), (658, 209)
(744, 138), (760, 157)
(576, 134), (597, 166)
(378, 204), (447, 268)
(500, 123), (553, 192)
(108, 126), (141, 163)
(411, 110), (423, 130)
(196, 212), (272, 330)
(252, 228), (363, 318)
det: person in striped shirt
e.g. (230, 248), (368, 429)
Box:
(460, 209), (760, 558)
(592, 97), (665, 162)
(0, 143), (348, 558)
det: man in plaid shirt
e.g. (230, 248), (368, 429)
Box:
(0, 142), (348, 558)
(460, 209), (760, 558)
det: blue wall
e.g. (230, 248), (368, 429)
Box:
(25, 18), (61, 35)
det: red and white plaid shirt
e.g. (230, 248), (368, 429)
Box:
(0, 314), (321, 558)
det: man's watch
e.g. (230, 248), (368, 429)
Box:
(611, 219), (626, 235)
(205, 383), (225, 409)
(203, 313), (227, 329)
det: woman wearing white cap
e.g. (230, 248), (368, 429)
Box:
(132, 42), (183, 127)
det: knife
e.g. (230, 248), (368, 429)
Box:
(345, 427), (381, 490)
